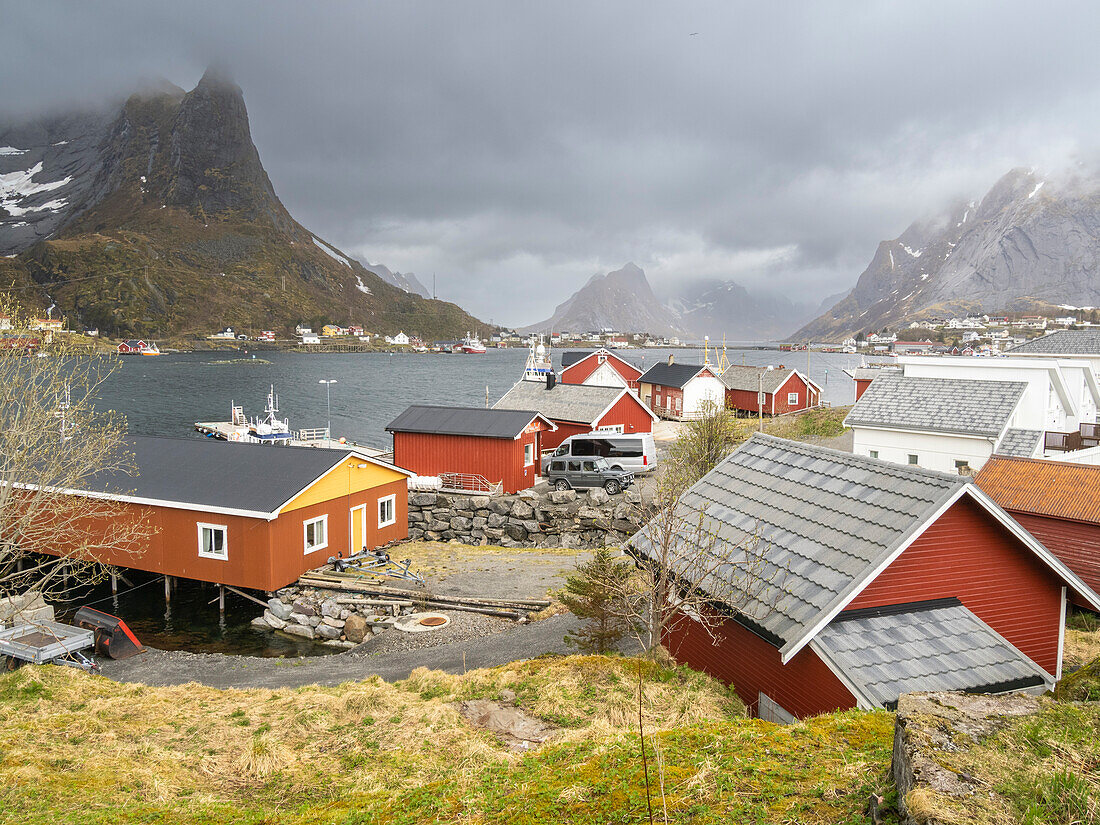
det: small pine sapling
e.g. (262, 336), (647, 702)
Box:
(560, 548), (638, 654)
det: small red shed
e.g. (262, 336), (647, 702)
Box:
(977, 456), (1100, 608)
(720, 365), (822, 416)
(559, 349), (642, 391)
(118, 339), (150, 354)
(630, 435), (1100, 720)
(48, 436), (412, 593)
(493, 379), (657, 450)
(387, 405), (556, 494)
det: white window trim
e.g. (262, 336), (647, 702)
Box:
(524, 442), (535, 467)
(378, 494), (397, 528)
(197, 522), (228, 561)
(303, 514), (329, 555)
(787, 392), (799, 405)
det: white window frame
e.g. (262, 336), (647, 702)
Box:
(378, 494), (396, 528)
(869, 450), (879, 459)
(197, 522), (228, 561)
(787, 392), (799, 405)
(524, 442), (535, 466)
(908, 454), (919, 465)
(303, 514), (329, 555)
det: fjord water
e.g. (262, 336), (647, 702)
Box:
(84, 345), (868, 655)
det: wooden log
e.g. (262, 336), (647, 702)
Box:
(333, 597), (414, 607)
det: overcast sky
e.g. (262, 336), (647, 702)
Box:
(3, 2), (1099, 325)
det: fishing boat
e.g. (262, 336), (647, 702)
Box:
(139, 342), (161, 356)
(521, 336), (554, 381)
(460, 332), (487, 354)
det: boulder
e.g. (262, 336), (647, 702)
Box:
(262, 610), (287, 630)
(407, 511), (426, 523)
(424, 530), (442, 541)
(428, 519), (451, 532)
(321, 616), (345, 628)
(344, 613), (368, 643)
(291, 601), (317, 617)
(266, 598), (294, 621)
(288, 611), (310, 626)
(320, 599), (340, 618)
(522, 519), (541, 534)
(489, 499), (512, 515)
(339, 608), (351, 620)
(484, 527), (505, 540)
(613, 502), (635, 520)
(472, 516), (488, 530)
(471, 495), (492, 509)
(487, 513), (508, 528)
(305, 615), (322, 628)
(315, 623), (341, 640)
(586, 488), (610, 506)
(623, 488), (643, 505)
(283, 623), (315, 640)
(410, 493), (438, 507)
(612, 519), (637, 533)
(511, 501), (534, 519)
(450, 516), (472, 531)
(504, 523), (528, 541)
(550, 489), (578, 504)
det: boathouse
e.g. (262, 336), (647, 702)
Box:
(637, 359), (725, 420)
(559, 349), (642, 391)
(719, 365), (822, 416)
(52, 436), (412, 593)
(386, 405), (556, 494)
(977, 456), (1100, 607)
(630, 435), (1100, 720)
(118, 339), (151, 354)
(493, 379), (657, 450)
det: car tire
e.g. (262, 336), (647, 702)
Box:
(604, 480), (620, 495)
(554, 479), (570, 491)
(611, 465), (624, 472)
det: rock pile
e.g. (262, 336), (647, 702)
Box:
(406, 487), (649, 549)
(251, 587), (418, 644)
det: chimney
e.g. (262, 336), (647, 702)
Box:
(546, 371), (556, 390)
(667, 354), (674, 366)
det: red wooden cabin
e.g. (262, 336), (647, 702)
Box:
(720, 366), (822, 416)
(493, 379), (657, 451)
(45, 436), (411, 593)
(631, 435), (1099, 720)
(118, 339), (149, 354)
(559, 349), (642, 391)
(977, 456), (1100, 608)
(387, 405), (556, 494)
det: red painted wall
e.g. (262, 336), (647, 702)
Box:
(1006, 512), (1100, 608)
(541, 421), (588, 451)
(854, 378), (872, 402)
(644, 384), (684, 418)
(561, 354), (641, 390)
(595, 393), (654, 434)
(725, 374), (820, 415)
(392, 430), (542, 494)
(847, 495), (1064, 674)
(664, 610), (857, 719)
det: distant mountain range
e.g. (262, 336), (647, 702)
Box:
(0, 68), (480, 338)
(795, 167), (1100, 341)
(521, 262), (815, 340)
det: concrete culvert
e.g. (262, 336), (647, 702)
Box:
(394, 612), (452, 633)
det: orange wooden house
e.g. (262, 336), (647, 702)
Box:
(64, 436), (411, 592)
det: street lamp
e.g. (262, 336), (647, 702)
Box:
(758, 365), (775, 432)
(318, 379), (337, 446)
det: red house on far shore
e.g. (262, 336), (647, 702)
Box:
(118, 339), (150, 354)
(387, 405), (556, 494)
(630, 435), (1100, 720)
(720, 366), (822, 416)
(559, 349), (642, 391)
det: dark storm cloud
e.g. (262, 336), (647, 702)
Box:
(2, 1), (1099, 324)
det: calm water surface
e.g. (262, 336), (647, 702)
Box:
(83, 344), (881, 655)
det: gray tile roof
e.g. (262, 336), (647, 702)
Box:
(995, 428), (1044, 458)
(387, 405), (546, 438)
(719, 365), (796, 394)
(814, 600), (1050, 708)
(638, 361), (712, 389)
(1007, 329), (1100, 355)
(82, 436), (372, 514)
(843, 372), (1026, 438)
(846, 366), (900, 381)
(493, 381), (626, 425)
(629, 434), (968, 651)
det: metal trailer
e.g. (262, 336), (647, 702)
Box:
(0, 620), (99, 673)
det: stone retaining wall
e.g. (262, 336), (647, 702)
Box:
(407, 488), (650, 549)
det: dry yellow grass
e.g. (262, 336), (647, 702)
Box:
(1065, 627), (1100, 669)
(383, 539), (582, 582)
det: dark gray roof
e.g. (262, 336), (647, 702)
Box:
(814, 600), (1050, 708)
(629, 434), (968, 653)
(995, 428), (1044, 458)
(638, 362), (714, 389)
(1007, 329), (1100, 356)
(720, 365), (797, 394)
(493, 381), (628, 425)
(81, 436), (366, 515)
(386, 405), (547, 438)
(843, 372), (1026, 438)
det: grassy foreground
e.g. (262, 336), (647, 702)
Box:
(0, 655), (895, 824)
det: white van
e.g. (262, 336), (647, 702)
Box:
(542, 432), (658, 475)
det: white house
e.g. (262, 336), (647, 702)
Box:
(1006, 330), (1100, 378)
(387, 331), (410, 346)
(637, 360), (725, 420)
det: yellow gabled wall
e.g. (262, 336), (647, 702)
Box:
(280, 459), (408, 514)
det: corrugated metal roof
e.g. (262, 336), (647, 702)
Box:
(1008, 330), (1100, 355)
(386, 405), (545, 439)
(814, 600), (1050, 708)
(720, 365), (795, 394)
(844, 372), (1027, 437)
(629, 434), (968, 649)
(638, 362), (713, 389)
(79, 436), (365, 515)
(994, 428), (1044, 458)
(493, 381), (625, 425)
(976, 455), (1100, 524)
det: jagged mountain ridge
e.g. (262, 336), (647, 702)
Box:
(794, 168), (1100, 341)
(666, 277), (814, 341)
(0, 69), (482, 338)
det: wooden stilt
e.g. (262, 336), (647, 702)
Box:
(218, 585), (225, 613)
(110, 573), (118, 595)
(164, 575), (171, 603)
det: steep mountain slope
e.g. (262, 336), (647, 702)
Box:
(0, 69), (483, 338)
(795, 168), (1100, 341)
(667, 278), (814, 341)
(521, 263), (683, 336)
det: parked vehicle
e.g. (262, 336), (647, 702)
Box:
(545, 457), (634, 495)
(541, 433), (657, 475)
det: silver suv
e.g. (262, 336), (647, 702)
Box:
(545, 456), (635, 495)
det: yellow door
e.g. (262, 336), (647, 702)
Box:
(350, 505), (366, 555)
